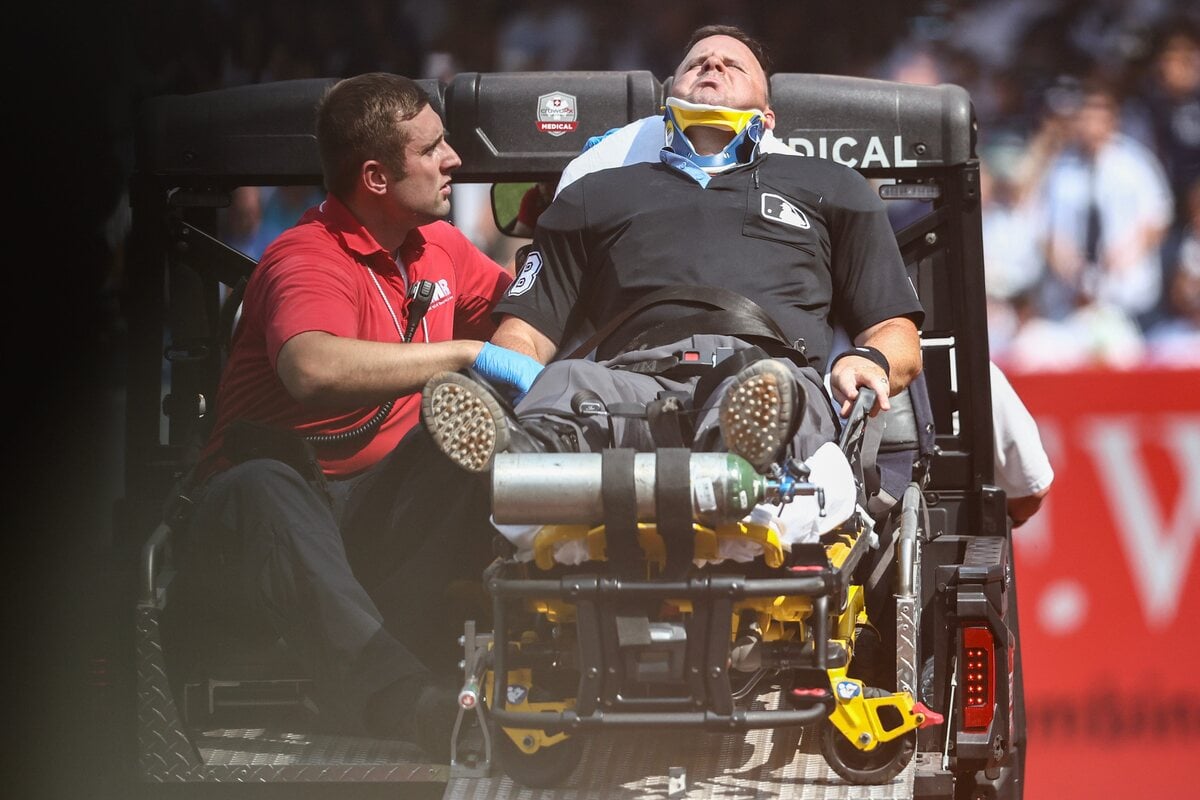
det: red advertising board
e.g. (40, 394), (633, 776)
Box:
(1006, 367), (1200, 799)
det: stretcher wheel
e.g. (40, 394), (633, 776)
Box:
(495, 731), (584, 788)
(819, 685), (917, 786)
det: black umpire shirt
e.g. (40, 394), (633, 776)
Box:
(495, 152), (925, 370)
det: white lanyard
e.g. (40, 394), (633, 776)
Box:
(368, 268), (409, 343)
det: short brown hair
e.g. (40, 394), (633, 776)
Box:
(316, 73), (430, 197)
(683, 25), (772, 77)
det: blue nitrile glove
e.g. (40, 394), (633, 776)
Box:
(582, 127), (621, 153)
(472, 342), (544, 399)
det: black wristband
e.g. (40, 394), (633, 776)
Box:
(830, 345), (891, 378)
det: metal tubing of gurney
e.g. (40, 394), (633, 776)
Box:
(896, 482), (922, 597)
(140, 522), (172, 604)
(895, 482), (923, 695)
(486, 574), (833, 599)
(489, 705), (832, 731)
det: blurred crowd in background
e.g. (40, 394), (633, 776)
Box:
(125, 0), (1200, 373)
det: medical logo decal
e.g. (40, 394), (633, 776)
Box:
(537, 91), (578, 136)
(509, 251), (542, 296)
(761, 192), (811, 229)
(506, 685), (529, 705)
(836, 680), (861, 700)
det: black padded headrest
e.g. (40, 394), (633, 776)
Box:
(132, 72), (974, 184)
(135, 77), (445, 181)
(768, 74), (975, 169)
(445, 71), (663, 182)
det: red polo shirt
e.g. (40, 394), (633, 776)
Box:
(197, 194), (512, 479)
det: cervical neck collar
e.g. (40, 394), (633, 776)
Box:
(662, 97), (765, 172)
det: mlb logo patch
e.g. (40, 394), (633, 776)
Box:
(760, 192), (810, 229)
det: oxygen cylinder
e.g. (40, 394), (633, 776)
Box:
(490, 452), (770, 528)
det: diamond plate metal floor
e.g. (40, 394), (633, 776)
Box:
(184, 727), (449, 783)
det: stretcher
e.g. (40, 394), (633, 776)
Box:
(449, 389), (943, 788)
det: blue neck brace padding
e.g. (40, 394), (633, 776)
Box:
(663, 98), (765, 171)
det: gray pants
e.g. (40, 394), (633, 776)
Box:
(515, 334), (840, 460)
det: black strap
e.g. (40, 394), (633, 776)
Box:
(908, 371), (936, 458)
(619, 355), (684, 376)
(645, 392), (692, 448)
(655, 448), (694, 579)
(622, 309), (793, 355)
(601, 449), (642, 572)
(564, 286), (794, 360)
(615, 347), (773, 451)
(830, 345), (890, 378)
(862, 414), (884, 502)
(838, 388), (883, 508)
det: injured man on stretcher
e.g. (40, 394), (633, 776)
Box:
(427, 340), (864, 566)
(419, 27), (924, 564)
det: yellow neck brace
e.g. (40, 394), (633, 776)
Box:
(664, 97), (765, 135)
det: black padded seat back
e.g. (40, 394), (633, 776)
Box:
(445, 71), (663, 182)
(879, 388), (919, 452)
(878, 376), (934, 456)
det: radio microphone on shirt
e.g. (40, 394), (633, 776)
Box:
(404, 279), (436, 342)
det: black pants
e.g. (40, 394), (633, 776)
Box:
(187, 426), (495, 732)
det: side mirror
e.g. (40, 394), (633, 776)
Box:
(491, 181), (538, 237)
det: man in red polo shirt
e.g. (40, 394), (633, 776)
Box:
(187, 73), (542, 759)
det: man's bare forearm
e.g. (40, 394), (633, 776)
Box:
(829, 316), (921, 416)
(858, 317), (922, 393)
(276, 331), (482, 406)
(491, 315), (558, 364)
